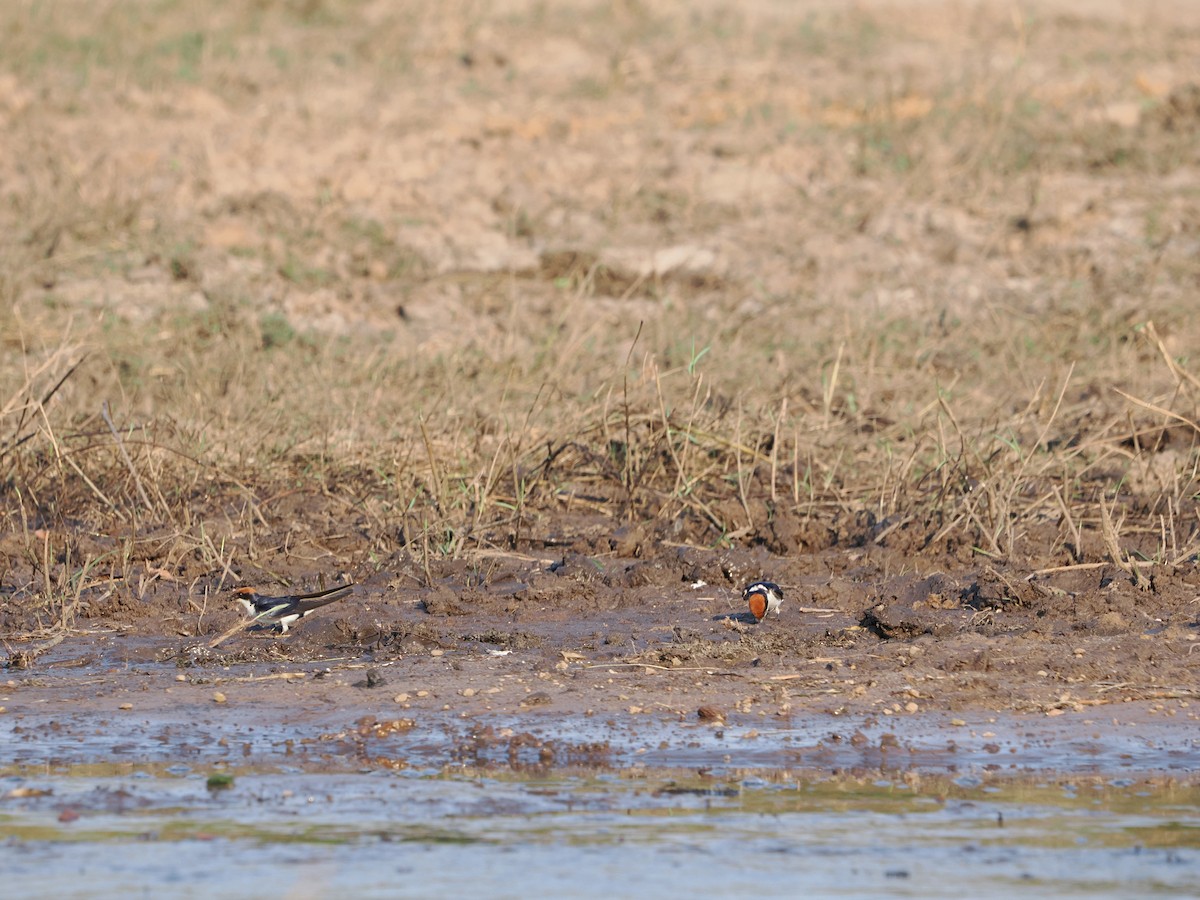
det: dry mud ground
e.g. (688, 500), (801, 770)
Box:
(2, 0), (1200, 775)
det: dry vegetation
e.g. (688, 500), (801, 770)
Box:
(2, 0), (1200, 646)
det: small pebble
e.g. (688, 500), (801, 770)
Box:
(213, 692), (227, 704)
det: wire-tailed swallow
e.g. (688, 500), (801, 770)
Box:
(233, 584), (355, 632)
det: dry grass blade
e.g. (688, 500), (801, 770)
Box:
(208, 601), (290, 648)
(1098, 494), (1152, 591)
(417, 413), (444, 513)
(1142, 320), (1200, 393)
(770, 396), (786, 503)
(1113, 387), (1200, 437)
(208, 616), (254, 649)
(1, 343), (86, 457)
(1051, 485), (1082, 563)
(100, 400), (155, 515)
(621, 321), (644, 514)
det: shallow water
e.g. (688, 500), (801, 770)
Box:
(3, 657), (1199, 897)
(3, 767), (1198, 899)
(6, 698), (1199, 776)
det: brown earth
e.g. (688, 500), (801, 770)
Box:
(2, 1), (1200, 757)
(9, 520), (1199, 729)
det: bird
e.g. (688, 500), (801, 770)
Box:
(743, 580), (783, 622)
(232, 584), (355, 633)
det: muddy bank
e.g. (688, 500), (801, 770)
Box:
(12, 531), (1198, 720)
(4, 631), (1198, 780)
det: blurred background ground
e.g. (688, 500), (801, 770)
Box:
(2, 1), (1199, 714)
